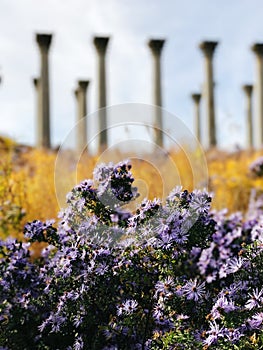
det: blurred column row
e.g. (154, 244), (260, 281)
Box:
(32, 33), (263, 151)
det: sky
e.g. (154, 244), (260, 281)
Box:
(0, 0), (263, 150)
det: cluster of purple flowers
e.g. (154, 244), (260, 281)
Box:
(1, 160), (263, 349)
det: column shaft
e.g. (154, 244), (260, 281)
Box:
(36, 34), (52, 149)
(153, 54), (162, 106)
(98, 52), (107, 146)
(40, 49), (50, 148)
(205, 56), (216, 146)
(33, 78), (41, 146)
(251, 44), (263, 147)
(153, 54), (163, 147)
(191, 93), (202, 142)
(148, 39), (165, 148)
(199, 41), (218, 148)
(256, 55), (263, 145)
(75, 81), (89, 153)
(94, 37), (109, 150)
(243, 85), (253, 148)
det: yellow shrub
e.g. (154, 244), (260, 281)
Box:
(2, 142), (263, 241)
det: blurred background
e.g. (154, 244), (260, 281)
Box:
(1, 0), (263, 149)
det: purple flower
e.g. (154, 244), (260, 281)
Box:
(203, 321), (225, 346)
(171, 228), (189, 245)
(248, 312), (263, 329)
(251, 220), (263, 242)
(117, 299), (138, 316)
(247, 189), (263, 220)
(155, 232), (174, 249)
(245, 288), (263, 310)
(226, 256), (244, 274)
(220, 281), (248, 300)
(249, 156), (263, 177)
(50, 314), (66, 333)
(155, 277), (175, 298)
(122, 299), (138, 315)
(94, 161), (138, 203)
(181, 279), (206, 301)
(95, 262), (109, 275)
(41, 245), (56, 259)
(189, 190), (212, 214)
(39, 312), (66, 333)
(211, 295), (236, 319)
(152, 303), (164, 321)
(225, 327), (244, 342)
(38, 319), (48, 332)
(73, 336), (84, 350)
(23, 219), (55, 242)
(166, 186), (183, 202)
(74, 179), (94, 193)
(73, 315), (83, 328)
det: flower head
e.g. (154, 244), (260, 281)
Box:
(117, 299), (138, 316)
(181, 279), (206, 301)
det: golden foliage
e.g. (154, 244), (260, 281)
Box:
(1, 142), (263, 240)
(208, 149), (263, 212)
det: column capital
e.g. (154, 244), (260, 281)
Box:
(78, 80), (90, 91)
(199, 41), (218, 58)
(33, 77), (39, 87)
(74, 88), (79, 98)
(191, 93), (202, 103)
(93, 36), (110, 54)
(148, 39), (165, 56)
(251, 43), (263, 57)
(36, 33), (52, 51)
(242, 84), (253, 96)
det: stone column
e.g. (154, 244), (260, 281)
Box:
(33, 77), (41, 146)
(242, 84), (254, 148)
(199, 41), (218, 148)
(191, 93), (202, 143)
(93, 36), (109, 150)
(251, 43), (263, 146)
(36, 33), (52, 148)
(148, 39), (165, 147)
(75, 80), (89, 153)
